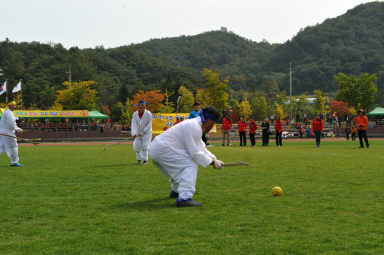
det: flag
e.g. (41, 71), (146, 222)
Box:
(0, 80), (6, 96)
(12, 81), (21, 93)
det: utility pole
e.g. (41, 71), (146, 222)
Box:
(66, 64), (72, 84)
(289, 63), (292, 122)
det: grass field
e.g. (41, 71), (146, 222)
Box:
(0, 140), (383, 254)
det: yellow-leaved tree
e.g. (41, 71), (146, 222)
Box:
(55, 81), (98, 110)
(178, 86), (194, 112)
(202, 68), (229, 112)
(239, 98), (252, 120)
(275, 103), (288, 120)
(195, 88), (210, 108)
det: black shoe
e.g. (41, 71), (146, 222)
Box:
(175, 198), (202, 207)
(366, 145), (370, 148)
(143, 161), (148, 165)
(222, 144), (225, 146)
(169, 190), (179, 199)
(137, 160), (142, 164)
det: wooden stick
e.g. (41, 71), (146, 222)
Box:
(103, 138), (130, 151)
(0, 132), (41, 146)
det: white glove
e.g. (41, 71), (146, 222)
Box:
(214, 160), (224, 169)
(16, 128), (23, 133)
(139, 132), (144, 136)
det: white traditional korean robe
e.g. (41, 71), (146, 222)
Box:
(0, 108), (22, 163)
(131, 109), (152, 161)
(149, 117), (216, 200)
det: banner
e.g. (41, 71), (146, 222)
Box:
(152, 113), (216, 134)
(13, 110), (89, 118)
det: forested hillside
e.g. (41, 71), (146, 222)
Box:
(0, 1), (383, 109)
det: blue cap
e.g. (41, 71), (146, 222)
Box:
(139, 100), (146, 105)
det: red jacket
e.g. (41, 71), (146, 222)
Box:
(312, 118), (323, 132)
(249, 121), (257, 133)
(275, 120), (283, 132)
(238, 121), (247, 132)
(222, 117), (233, 130)
(356, 115), (368, 130)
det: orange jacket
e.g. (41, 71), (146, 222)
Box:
(312, 118), (323, 132)
(356, 115), (368, 130)
(222, 117), (233, 130)
(249, 121), (257, 133)
(238, 121), (247, 132)
(275, 120), (283, 132)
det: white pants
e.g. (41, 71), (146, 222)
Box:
(0, 135), (19, 164)
(133, 133), (152, 161)
(149, 139), (198, 200)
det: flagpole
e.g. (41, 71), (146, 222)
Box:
(5, 79), (8, 105)
(20, 79), (22, 109)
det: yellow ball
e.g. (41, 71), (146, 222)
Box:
(272, 186), (283, 196)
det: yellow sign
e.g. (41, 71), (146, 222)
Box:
(13, 110), (89, 118)
(152, 113), (216, 134)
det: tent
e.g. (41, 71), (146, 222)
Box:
(366, 107), (384, 116)
(88, 110), (109, 119)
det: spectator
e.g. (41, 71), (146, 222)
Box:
(356, 109), (369, 148)
(306, 126), (311, 138)
(313, 113), (323, 148)
(189, 102), (208, 145)
(261, 117), (270, 146)
(299, 126), (304, 138)
(249, 117), (257, 146)
(345, 124), (351, 140)
(221, 112), (232, 146)
(238, 116), (247, 146)
(275, 116), (283, 147)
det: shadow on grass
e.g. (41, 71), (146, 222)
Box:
(111, 197), (173, 211)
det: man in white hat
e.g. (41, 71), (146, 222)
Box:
(0, 101), (23, 166)
(131, 100), (152, 164)
(149, 106), (225, 207)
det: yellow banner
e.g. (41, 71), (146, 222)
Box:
(13, 110), (89, 118)
(152, 113), (216, 134)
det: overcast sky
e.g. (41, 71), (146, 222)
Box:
(0, 0), (377, 49)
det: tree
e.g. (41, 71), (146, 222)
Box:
(55, 80), (98, 110)
(251, 96), (268, 120)
(275, 103), (288, 120)
(238, 98), (252, 120)
(120, 100), (133, 125)
(195, 88), (210, 108)
(313, 90), (329, 116)
(334, 72), (377, 112)
(329, 100), (349, 115)
(159, 89), (175, 113)
(202, 68), (229, 112)
(178, 86), (194, 112)
(130, 90), (164, 113)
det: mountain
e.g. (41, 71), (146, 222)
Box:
(0, 1), (383, 109)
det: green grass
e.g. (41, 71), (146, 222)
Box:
(0, 140), (383, 254)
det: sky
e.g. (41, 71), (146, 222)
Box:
(0, 0), (377, 49)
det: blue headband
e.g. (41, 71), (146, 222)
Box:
(200, 111), (218, 123)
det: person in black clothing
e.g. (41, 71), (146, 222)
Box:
(261, 117), (270, 146)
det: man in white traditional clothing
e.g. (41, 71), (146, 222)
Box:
(131, 100), (152, 164)
(149, 106), (224, 207)
(0, 101), (23, 167)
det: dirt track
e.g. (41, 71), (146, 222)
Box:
(19, 137), (384, 147)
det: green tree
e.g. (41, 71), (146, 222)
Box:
(251, 96), (268, 120)
(159, 89), (175, 113)
(313, 90), (329, 116)
(55, 80), (98, 110)
(202, 68), (229, 112)
(334, 72), (378, 111)
(178, 86), (194, 112)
